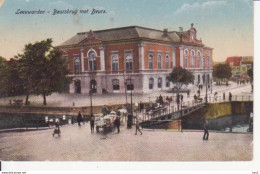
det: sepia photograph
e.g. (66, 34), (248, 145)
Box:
(0, 0), (255, 167)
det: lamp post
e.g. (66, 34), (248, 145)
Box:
(89, 74), (94, 116)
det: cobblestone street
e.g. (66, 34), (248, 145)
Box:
(0, 123), (253, 161)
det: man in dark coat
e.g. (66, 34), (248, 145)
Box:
(90, 114), (95, 133)
(203, 120), (209, 140)
(77, 111), (82, 126)
(114, 116), (120, 133)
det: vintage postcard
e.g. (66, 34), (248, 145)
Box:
(0, 0), (255, 170)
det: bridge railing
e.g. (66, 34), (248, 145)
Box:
(207, 95), (253, 103)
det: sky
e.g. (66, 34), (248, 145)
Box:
(0, 0), (253, 62)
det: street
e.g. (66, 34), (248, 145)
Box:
(0, 82), (252, 107)
(0, 123), (252, 161)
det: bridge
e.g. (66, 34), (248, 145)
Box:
(139, 94), (253, 130)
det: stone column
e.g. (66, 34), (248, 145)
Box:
(80, 47), (84, 72)
(138, 42), (144, 70)
(99, 46), (105, 71)
(180, 46), (184, 67)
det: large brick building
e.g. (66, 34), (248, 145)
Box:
(57, 24), (213, 94)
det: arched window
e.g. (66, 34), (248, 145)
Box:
(148, 53), (153, 69)
(158, 77), (162, 88)
(125, 52), (133, 71)
(157, 53), (162, 69)
(197, 52), (201, 68)
(73, 55), (80, 72)
(126, 79), (134, 91)
(198, 74), (200, 84)
(207, 56), (210, 68)
(202, 56), (205, 69)
(191, 51), (195, 68)
(88, 51), (97, 71)
(184, 50), (188, 68)
(166, 77), (170, 87)
(112, 79), (120, 91)
(165, 54), (169, 69)
(149, 78), (154, 89)
(111, 54), (119, 71)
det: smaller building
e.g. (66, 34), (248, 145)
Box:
(226, 56), (253, 78)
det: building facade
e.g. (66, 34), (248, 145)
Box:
(226, 56), (253, 78)
(57, 24), (213, 94)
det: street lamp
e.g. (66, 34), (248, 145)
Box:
(126, 75), (133, 128)
(89, 74), (94, 116)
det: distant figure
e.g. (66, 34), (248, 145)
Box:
(187, 90), (190, 98)
(77, 111), (82, 126)
(229, 92), (232, 102)
(53, 121), (61, 137)
(223, 92), (225, 101)
(180, 94), (183, 103)
(237, 80), (239, 86)
(135, 118), (142, 135)
(139, 101), (144, 113)
(114, 116), (121, 133)
(197, 90), (200, 97)
(90, 114), (95, 133)
(203, 120), (209, 140)
(214, 92), (218, 102)
(158, 94), (163, 106)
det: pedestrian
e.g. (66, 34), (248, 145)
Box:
(158, 94), (163, 106)
(53, 121), (61, 137)
(223, 92), (225, 101)
(90, 114), (95, 133)
(229, 92), (232, 102)
(197, 90), (200, 97)
(237, 80), (239, 86)
(77, 111), (82, 126)
(187, 90), (190, 98)
(214, 92), (218, 102)
(203, 120), (209, 140)
(180, 94), (183, 103)
(139, 101), (144, 113)
(115, 116), (120, 133)
(135, 118), (142, 135)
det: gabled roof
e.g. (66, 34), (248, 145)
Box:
(226, 56), (242, 66)
(58, 26), (182, 47)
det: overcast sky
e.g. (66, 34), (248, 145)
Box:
(0, 0), (253, 61)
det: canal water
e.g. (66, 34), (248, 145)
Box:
(0, 113), (80, 129)
(182, 114), (252, 133)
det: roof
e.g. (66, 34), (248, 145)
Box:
(58, 26), (182, 47)
(226, 56), (242, 66)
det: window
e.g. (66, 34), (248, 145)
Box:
(157, 53), (162, 69)
(191, 51), (195, 68)
(88, 51), (97, 71)
(149, 78), (154, 89)
(202, 56), (205, 68)
(166, 77), (170, 87)
(197, 52), (201, 68)
(158, 77), (162, 88)
(165, 54), (170, 69)
(125, 51), (133, 71)
(126, 79), (134, 90)
(73, 55), (80, 73)
(111, 54), (119, 71)
(112, 79), (120, 91)
(148, 52), (153, 69)
(184, 50), (188, 68)
(207, 56), (210, 68)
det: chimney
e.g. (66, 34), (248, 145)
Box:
(179, 27), (183, 32)
(163, 28), (168, 36)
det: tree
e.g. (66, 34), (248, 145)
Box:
(167, 67), (194, 106)
(6, 58), (25, 96)
(0, 56), (8, 97)
(247, 67), (253, 91)
(213, 64), (232, 84)
(167, 67), (194, 89)
(17, 39), (70, 105)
